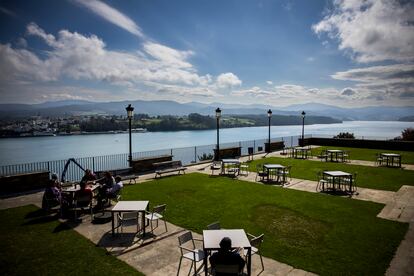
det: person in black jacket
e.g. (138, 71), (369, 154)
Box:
(209, 237), (245, 276)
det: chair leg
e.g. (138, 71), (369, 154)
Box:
(164, 219), (168, 232)
(259, 253), (264, 271)
(177, 256), (183, 276)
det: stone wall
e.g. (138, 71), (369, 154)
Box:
(0, 171), (50, 196)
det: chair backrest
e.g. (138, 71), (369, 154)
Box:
(178, 231), (196, 254)
(153, 204), (166, 214)
(250, 233), (264, 248)
(207, 221), (221, 230)
(213, 264), (241, 275)
(75, 192), (92, 206)
(284, 166), (292, 174)
(256, 164), (263, 172)
(122, 211), (138, 220)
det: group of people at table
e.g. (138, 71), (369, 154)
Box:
(42, 169), (123, 214)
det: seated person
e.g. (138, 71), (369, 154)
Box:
(96, 171), (116, 207)
(80, 169), (96, 184)
(209, 237), (245, 276)
(42, 173), (61, 210)
(107, 176), (123, 199)
(74, 182), (93, 207)
(97, 171), (115, 189)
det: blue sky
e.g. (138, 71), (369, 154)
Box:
(0, 0), (413, 107)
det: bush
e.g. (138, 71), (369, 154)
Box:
(333, 132), (355, 139)
(198, 153), (214, 161)
(401, 128), (414, 141)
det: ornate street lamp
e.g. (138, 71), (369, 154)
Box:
(215, 107), (221, 161)
(267, 109), (272, 153)
(126, 104), (134, 165)
(301, 111), (306, 147)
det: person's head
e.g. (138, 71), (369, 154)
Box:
(85, 169), (92, 176)
(115, 176), (122, 183)
(219, 237), (232, 251)
(51, 173), (58, 181)
(104, 171), (112, 178)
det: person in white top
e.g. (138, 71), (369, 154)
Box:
(107, 176), (123, 197)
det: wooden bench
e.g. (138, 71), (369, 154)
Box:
(153, 160), (187, 178)
(95, 168), (139, 184)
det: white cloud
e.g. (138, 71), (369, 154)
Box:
(313, 0), (414, 62)
(332, 64), (414, 99)
(266, 81), (273, 85)
(341, 87), (356, 96)
(306, 57), (315, 62)
(216, 72), (242, 88)
(0, 23), (243, 103)
(74, 0), (143, 37)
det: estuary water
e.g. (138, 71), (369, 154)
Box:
(0, 120), (412, 166)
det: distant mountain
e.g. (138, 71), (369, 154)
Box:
(0, 100), (413, 121)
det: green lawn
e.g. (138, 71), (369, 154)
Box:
(248, 156), (414, 191)
(123, 173), (408, 276)
(312, 146), (414, 164)
(0, 205), (143, 276)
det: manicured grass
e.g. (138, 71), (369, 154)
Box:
(312, 146), (414, 164)
(248, 156), (414, 191)
(0, 205), (143, 276)
(123, 173), (408, 276)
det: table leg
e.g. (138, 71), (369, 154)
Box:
(111, 211), (115, 237)
(141, 210), (146, 236)
(203, 249), (208, 276)
(247, 247), (252, 276)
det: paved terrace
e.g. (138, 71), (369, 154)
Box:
(1, 149), (413, 276)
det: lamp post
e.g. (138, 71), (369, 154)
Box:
(267, 109), (272, 153)
(215, 107), (221, 161)
(126, 104), (134, 166)
(301, 111), (306, 147)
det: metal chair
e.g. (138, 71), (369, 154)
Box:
(210, 161), (222, 175)
(117, 211), (140, 235)
(317, 150), (328, 162)
(375, 153), (383, 166)
(316, 171), (329, 192)
(277, 165), (291, 184)
(207, 221), (221, 230)
(212, 264), (242, 275)
(342, 151), (350, 163)
(145, 204), (167, 234)
(255, 164), (268, 182)
(245, 233), (264, 272)
(239, 162), (249, 176)
(342, 173), (358, 194)
(177, 231), (205, 276)
(70, 192), (93, 220)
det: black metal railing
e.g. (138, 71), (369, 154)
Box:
(0, 135), (304, 181)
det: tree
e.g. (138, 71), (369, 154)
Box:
(401, 128), (414, 141)
(333, 132), (355, 139)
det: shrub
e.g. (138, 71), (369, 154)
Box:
(401, 128), (414, 141)
(333, 132), (355, 139)
(198, 153), (214, 161)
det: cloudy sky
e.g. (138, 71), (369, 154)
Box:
(0, 0), (413, 107)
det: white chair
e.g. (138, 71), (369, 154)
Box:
(177, 231), (205, 276)
(316, 171), (329, 192)
(239, 162), (249, 176)
(207, 221), (221, 230)
(117, 211), (140, 235)
(210, 161), (222, 175)
(277, 166), (291, 184)
(145, 204), (167, 234)
(245, 233), (264, 272)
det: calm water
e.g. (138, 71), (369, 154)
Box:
(0, 121), (412, 165)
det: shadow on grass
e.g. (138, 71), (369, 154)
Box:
(53, 222), (72, 233)
(25, 208), (50, 219)
(22, 213), (59, 225)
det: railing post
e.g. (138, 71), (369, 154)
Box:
(92, 157), (95, 172)
(194, 146), (197, 163)
(47, 161), (50, 173)
(253, 140), (256, 153)
(170, 148), (173, 157)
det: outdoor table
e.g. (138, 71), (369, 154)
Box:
(110, 201), (149, 237)
(380, 153), (401, 168)
(221, 159), (240, 175)
(293, 147), (310, 159)
(61, 183), (100, 206)
(326, 149), (345, 162)
(322, 171), (353, 193)
(203, 229), (252, 276)
(263, 164), (285, 183)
